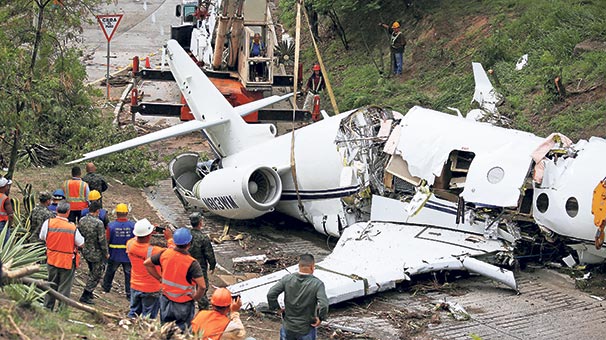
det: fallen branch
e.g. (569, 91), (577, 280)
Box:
(18, 277), (122, 320)
(7, 313), (30, 340)
(1, 264), (41, 280)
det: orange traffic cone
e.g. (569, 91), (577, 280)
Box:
(145, 56), (151, 69)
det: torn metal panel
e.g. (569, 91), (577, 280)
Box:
(230, 216), (516, 309)
(395, 106), (543, 207)
(334, 106), (401, 216)
(385, 154), (422, 186)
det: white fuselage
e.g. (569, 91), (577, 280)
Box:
(533, 137), (606, 261)
(221, 111), (357, 236)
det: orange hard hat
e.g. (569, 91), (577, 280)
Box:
(211, 288), (232, 307)
(313, 64), (321, 71)
(392, 21), (400, 29)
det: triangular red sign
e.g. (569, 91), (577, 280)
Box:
(96, 14), (123, 42)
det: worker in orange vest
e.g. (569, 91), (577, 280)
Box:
(0, 177), (14, 244)
(191, 287), (249, 340)
(62, 166), (90, 223)
(39, 201), (85, 311)
(144, 227), (207, 331)
(126, 218), (173, 319)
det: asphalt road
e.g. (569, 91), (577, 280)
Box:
(79, 1), (606, 339)
(81, 0), (176, 83)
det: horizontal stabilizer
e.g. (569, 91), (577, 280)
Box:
(229, 221), (516, 309)
(235, 93), (293, 117)
(67, 119), (226, 164)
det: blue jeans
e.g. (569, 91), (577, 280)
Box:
(280, 325), (316, 340)
(128, 289), (160, 319)
(393, 52), (403, 75)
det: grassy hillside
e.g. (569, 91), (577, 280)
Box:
(280, 0), (606, 140)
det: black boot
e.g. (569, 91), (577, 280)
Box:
(79, 290), (95, 305)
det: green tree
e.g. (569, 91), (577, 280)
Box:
(0, 0), (109, 177)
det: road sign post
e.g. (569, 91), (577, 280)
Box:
(96, 14), (123, 101)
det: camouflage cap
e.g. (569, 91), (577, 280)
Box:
(39, 191), (52, 202)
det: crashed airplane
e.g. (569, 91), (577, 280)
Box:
(71, 39), (606, 308)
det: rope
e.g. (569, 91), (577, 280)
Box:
(302, 4), (339, 114)
(289, 0), (308, 221)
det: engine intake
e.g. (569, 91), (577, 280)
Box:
(193, 166), (282, 219)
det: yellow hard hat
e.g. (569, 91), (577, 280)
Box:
(115, 203), (129, 213)
(88, 190), (101, 201)
(391, 21), (400, 29)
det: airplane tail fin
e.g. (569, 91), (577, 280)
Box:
(166, 39), (277, 157)
(471, 62), (503, 115)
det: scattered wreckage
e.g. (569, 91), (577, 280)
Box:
(71, 39), (606, 309)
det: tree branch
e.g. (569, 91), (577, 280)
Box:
(1, 264), (41, 280)
(17, 277), (122, 320)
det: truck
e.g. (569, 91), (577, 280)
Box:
(132, 0), (307, 122)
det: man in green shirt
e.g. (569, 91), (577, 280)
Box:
(267, 254), (329, 340)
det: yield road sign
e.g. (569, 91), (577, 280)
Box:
(96, 14), (123, 42)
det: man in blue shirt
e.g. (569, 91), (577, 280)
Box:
(250, 33), (265, 57)
(102, 203), (135, 300)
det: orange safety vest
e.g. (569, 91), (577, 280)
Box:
(159, 248), (196, 303)
(191, 310), (230, 340)
(126, 238), (163, 293)
(0, 193), (8, 222)
(46, 218), (77, 270)
(64, 179), (88, 211)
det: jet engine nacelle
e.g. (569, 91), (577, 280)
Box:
(193, 166), (282, 219)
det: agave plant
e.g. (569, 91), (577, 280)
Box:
(11, 182), (36, 235)
(275, 40), (295, 65)
(0, 225), (47, 306)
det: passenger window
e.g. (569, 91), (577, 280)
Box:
(536, 193), (549, 213)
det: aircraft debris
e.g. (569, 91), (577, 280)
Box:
(516, 54), (529, 70)
(562, 254), (577, 268)
(435, 300), (470, 321)
(232, 254), (269, 263)
(73, 38), (606, 312)
(326, 323), (365, 334)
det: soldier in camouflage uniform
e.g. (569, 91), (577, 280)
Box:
(188, 212), (216, 310)
(82, 162), (108, 206)
(78, 201), (109, 304)
(29, 191), (54, 243)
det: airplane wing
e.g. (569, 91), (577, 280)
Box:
(67, 119), (226, 164)
(229, 196), (517, 309)
(235, 93), (293, 117)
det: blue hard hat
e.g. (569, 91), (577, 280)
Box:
(173, 227), (193, 246)
(52, 189), (65, 199)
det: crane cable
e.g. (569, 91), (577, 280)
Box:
(302, 5), (340, 114)
(289, 0), (309, 222)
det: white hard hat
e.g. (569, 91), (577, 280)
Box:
(133, 218), (154, 237)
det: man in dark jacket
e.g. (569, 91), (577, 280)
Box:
(188, 212), (216, 310)
(380, 21), (406, 75)
(267, 254), (329, 340)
